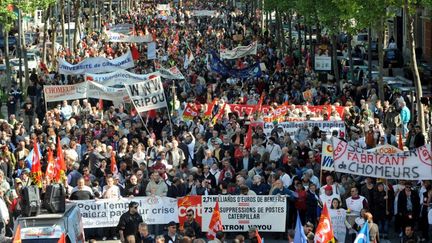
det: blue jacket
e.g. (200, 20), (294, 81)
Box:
(400, 106), (410, 124)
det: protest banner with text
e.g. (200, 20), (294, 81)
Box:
(126, 76), (167, 112)
(72, 197), (178, 228)
(85, 70), (160, 86)
(201, 195), (287, 232)
(43, 83), (88, 102)
(332, 137), (432, 180)
(263, 121), (346, 138)
(58, 51), (134, 75)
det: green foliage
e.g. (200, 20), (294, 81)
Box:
(0, 0), (17, 29)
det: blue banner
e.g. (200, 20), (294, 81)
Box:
(208, 52), (262, 79)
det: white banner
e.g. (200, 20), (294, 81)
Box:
(85, 70), (160, 86)
(106, 31), (154, 43)
(109, 23), (134, 34)
(191, 10), (216, 17)
(314, 55), (331, 71)
(126, 76), (167, 112)
(147, 42), (157, 60)
(156, 66), (185, 80)
(87, 81), (128, 106)
(332, 137), (432, 180)
(329, 209), (346, 243)
(220, 42), (258, 59)
(58, 51), (135, 75)
(43, 83), (87, 102)
(263, 121), (346, 138)
(72, 197), (178, 228)
(201, 195), (287, 232)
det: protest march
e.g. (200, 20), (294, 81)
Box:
(0, 0), (431, 242)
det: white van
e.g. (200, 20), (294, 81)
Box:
(13, 204), (85, 243)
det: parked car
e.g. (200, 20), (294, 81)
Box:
(0, 36), (18, 50)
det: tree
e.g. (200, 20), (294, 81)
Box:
(403, 0), (432, 134)
(0, 1), (17, 89)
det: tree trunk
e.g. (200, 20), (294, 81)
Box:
(73, 0), (81, 51)
(377, 16), (385, 102)
(275, 9), (282, 54)
(287, 12), (292, 53)
(331, 34), (340, 86)
(18, 7), (30, 89)
(367, 27), (372, 81)
(42, 6), (51, 64)
(4, 27), (12, 90)
(405, 0), (425, 134)
(280, 13), (286, 54)
(348, 34), (354, 83)
(60, 0), (66, 48)
(109, 0), (113, 23)
(298, 17), (302, 64)
(51, 11), (57, 70)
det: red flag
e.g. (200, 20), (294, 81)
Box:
(31, 139), (41, 174)
(255, 229), (262, 243)
(244, 126), (253, 149)
(131, 45), (140, 60)
(13, 225), (21, 243)
(314, 203), (334, 243)
(398, 132), (404, 150)
(57, 233), (66, 243)
(57, 137), (66, 171)
(206, 201), (223, 240)
(255, 93), (265, 114)
(46, 148), (56, 180)
(31, 139), (42, 187)
(212, 103), (226, 125)
(204, 99), (217, 121)
(111, 151), (118, 175)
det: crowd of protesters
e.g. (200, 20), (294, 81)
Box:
(0, 0), (431, 242)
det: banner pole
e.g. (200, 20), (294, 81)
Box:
(137, 111), (151, 135)
(166, 107), (174, 137)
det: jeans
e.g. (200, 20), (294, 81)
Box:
(402, 123), (408, 137)
(377, 219), (388, 235)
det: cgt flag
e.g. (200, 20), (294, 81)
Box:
(314, 203), (335, 243)
(206, 201), (223, 240)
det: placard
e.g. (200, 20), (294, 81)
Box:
(126, 76), (167, 112)
(201, 195), (287, 232)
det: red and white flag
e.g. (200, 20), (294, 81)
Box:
(206, 201), (223, 240)
(111, 151), (118, 175)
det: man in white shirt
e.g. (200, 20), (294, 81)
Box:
(266, 137), (282, 162)
(276, 167), (292, 188)
(320, 175), (345, 196)
(345, 187), (368, 216)
(320, 185), (341, 208)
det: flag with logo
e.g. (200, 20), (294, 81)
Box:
(45, 148), (56, 181)
(55, 137), (66, 182)
(244, 125), (253, 149)
(294, 211), (308, 243)
(182, 103), (199, 121)
(354, 221), (369, 243)
(206, 201), (223, 240)
(30, 139), (42, 187)
(212, 103), (226, 125)
(314, 203), (335, 243)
